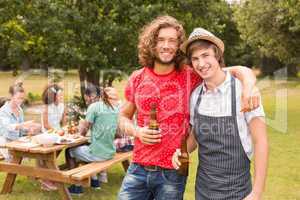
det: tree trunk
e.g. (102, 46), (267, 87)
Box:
(287, 64), (298, 77)
(78, 65), (87, 106)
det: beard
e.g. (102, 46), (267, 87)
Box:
(155, 55), (176, 65)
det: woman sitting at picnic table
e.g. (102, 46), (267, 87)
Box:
(36, 83), (68, 191)
(66, 86), (120, 195)
(41, 83), (67, 131)
(0, 82), (41, 161)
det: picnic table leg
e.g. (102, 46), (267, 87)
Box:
(1, 153), (23, 194)
(44, 157), (72, 200)
(121, 160), (130, 172)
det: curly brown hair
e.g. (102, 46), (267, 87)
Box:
(138, 15), (186, 70)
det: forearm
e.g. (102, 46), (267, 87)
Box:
(78, 120), (90, 136)
(253, 139), (268, 197)
(42, 111), (52, 130)
(250, 117), (268, 197)
(226, 66), (256, 89)
(118, 115), (136, 137)
(187, 129), (198, 153)
(61, 110), (67, 127)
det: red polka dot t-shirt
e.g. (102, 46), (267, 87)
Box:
(125, 66), (201, 169)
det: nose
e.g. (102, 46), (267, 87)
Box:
(195, 58), (205, 70)
(162, 40), (171, 49)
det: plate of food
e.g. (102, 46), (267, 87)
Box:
(55, 137), (74, 144)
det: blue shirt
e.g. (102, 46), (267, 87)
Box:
(0, 101), (26, 141)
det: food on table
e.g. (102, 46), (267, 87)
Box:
(57, 130), (65, 136)
(67, 121), (78, 135)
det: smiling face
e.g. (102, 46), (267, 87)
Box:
(191, 47), (221, 81)
(154, 27), (179, 65)
(11, 91), (25, 107)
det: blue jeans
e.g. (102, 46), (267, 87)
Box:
(118, 163), (187, 200)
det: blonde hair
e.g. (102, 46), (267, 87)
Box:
(138, 15), (186, 70)
(9, 82), (24, 96)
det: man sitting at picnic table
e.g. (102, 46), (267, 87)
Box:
(66, 85), (120, 195)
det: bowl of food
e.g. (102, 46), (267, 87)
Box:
(32, 133), (60, 147)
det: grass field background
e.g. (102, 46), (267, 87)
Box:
(0, 71), (299, 200)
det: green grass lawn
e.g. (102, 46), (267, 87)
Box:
(0, 72), (299, 200)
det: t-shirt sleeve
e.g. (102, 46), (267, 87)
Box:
(236, 79), (265, 123)
(85, 103), (97, 124)
(124, 71), (139, 104)
(244, 99), (265, 123)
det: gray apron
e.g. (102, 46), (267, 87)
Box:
(193, 76), (252, 200)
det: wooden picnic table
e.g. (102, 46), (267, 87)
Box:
(0, 136), (88, 200)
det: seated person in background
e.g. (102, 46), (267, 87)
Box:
(0, 82), (40, 161)
(41, 83), (66, 131)
(66, 85), (120, 195)
(114, 127), (134, 152)
(39, 83), (67, 191)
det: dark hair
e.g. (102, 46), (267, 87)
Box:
(101, 87), (114, 110)
(84, 84), (101, 97)
(42, 83), (63, 105)
(9, 82), (25, 96)
(187, 40), (225, 68)
(84, 84), (114, 109)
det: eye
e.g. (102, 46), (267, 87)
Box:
(169, 38), (178, 44)
(191, 57), (198, 62)
(157, 38), (165, 42)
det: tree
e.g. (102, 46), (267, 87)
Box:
(233, 0), (300, 76)
(0, 0), (249, 103)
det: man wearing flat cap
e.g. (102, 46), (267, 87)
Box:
(172, 27), (268, 200)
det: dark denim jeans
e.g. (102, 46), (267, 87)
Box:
(118, 163), (187, 200)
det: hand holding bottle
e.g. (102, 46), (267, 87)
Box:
(134, 126), (161, 145)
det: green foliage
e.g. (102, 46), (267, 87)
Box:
(3, 1), (297, 77)
(0, 0), (245, 74)
(27, 92), (41, 103)
(233, 0), (300, 64)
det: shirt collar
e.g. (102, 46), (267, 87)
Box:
(202, 71), (231, 94)
(3, 101), (22, 115)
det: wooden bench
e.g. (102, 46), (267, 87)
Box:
(0, 151), (132, 188)
(63, 151), (132, 182)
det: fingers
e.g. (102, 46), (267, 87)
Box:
(241, 86), (261, 112)
(241, 90), (250, 112)
(137, 127), (162, 145)
(172, 149), (182, 169)
(251, 87), (261, 109)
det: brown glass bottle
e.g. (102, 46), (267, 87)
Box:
(177, 134), (189, 176)
(149, 103), (159, 130)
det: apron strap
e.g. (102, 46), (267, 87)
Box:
(230, 76), (237, 117)
(193, 86), (203, 118)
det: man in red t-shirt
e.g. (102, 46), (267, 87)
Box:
(118, 15), (258, 200)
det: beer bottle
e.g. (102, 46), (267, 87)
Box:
(149, 103), (159, 130)
(177, 134), (189, 176)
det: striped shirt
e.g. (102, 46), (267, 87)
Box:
(190, 72), (265, 159)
